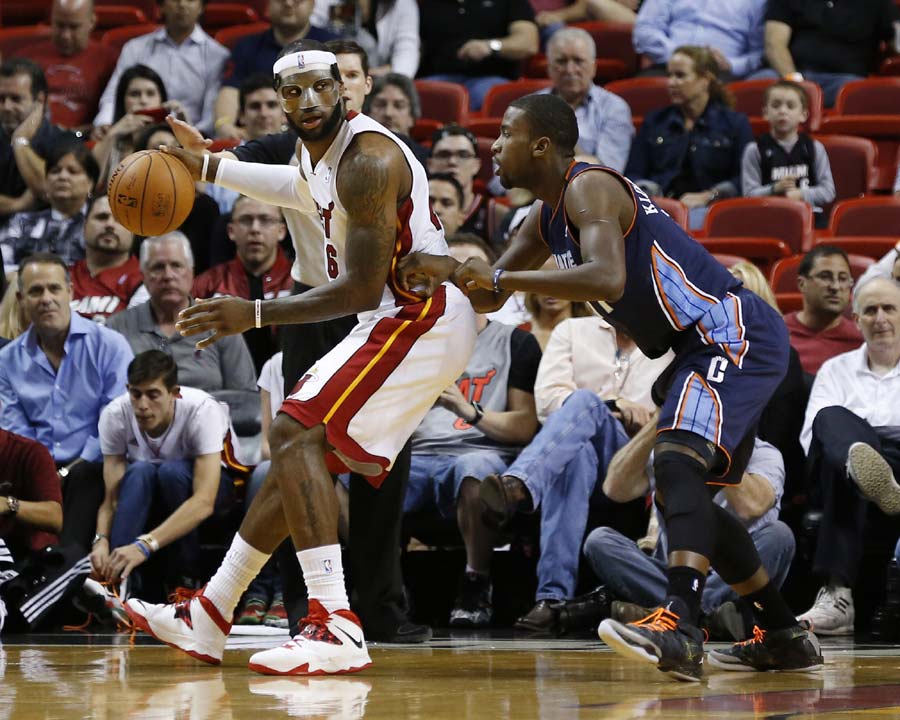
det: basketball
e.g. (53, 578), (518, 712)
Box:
(107, 150), (195, 236)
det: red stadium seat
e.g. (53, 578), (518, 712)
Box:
(202, 3), (260, 34)
(814, 134), (877, 202)
(819, 235), (898, 260)
(770, 253), (874, 292)
(522, 55), (627, 83)
(410, 118), (442, 143)
(604, 77), (670, 120)
(214, 21), (269, 49)
(414, 80), (469, 126)
(481, 80), (552, 119)
(775, 292), (803, 314)
(651, 197), (689, 230)
(728, 79), (824, 132)
(834, 78), (900, 115)
(0, 25), (52, 56)
(0, 0), (51, 26)
(818, 115), (900, 192)
(465, 117), (502, 140)
(96, 0), (156, 18)
(711, 253), (749, 268)
(100, 24), (159, 51)
(699, 237), (792, 275)
(705, 197), (815, 254)
(93, 6), (148, 33)
(570, 21), (639, 77)
(827, 196), (900, 237)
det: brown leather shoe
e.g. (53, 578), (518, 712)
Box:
(514, 600), (562, 634)
(479, 474), (533, 529)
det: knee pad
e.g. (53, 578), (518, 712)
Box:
(653, 450), (715, 556)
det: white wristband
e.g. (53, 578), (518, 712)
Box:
(255, 299), (262, 329)
(201, 153), (211, 183)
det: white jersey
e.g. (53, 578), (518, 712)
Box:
(298, 111), (448, 313)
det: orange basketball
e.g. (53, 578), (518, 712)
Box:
(107, 150), (195, 236)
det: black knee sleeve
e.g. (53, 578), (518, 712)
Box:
(709, 503), (763, 585)
(653, 451), (715, 557)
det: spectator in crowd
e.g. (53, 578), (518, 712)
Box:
(69, 194), (143, 323)
(0, 272), (27, 341)
(429, 174), (467, 239)
(536, 27), (633, 172)
(418, 0), (540, 111)
(762, 0), (900, 107)
(633, 0), (767, 80)
(587, 426), (794, 641)
(329, 39), (375, 111)
(405, 235), (541, 627)
(481, 315), (671, 633)
(92, 65), (188, 186)
(207, 75), (287, 215)
(106, 232), (259, 433)
(193, 195), (293, 374)
(625, 45), (753, 229)
(312, 0), (421, 77)
(214, 0), (336, 139)
(0, 253), (133, 553)
(28, 0), (119, 132)
(364, 74), (428, 163)
(427, 126), (490, 242)
(1, 58), (78, 222)
(522, 288), (588, 350)
(0, 142), (99, 272)
(91, 350), (243, 593)
(95, 0), (229, 135)
(784, 246), (862, 377)
(798, 277), (900, 634)
(741, 80), (835, 222)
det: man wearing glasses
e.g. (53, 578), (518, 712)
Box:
(784, 245), (862, 377)
(193, 195), (292, 374)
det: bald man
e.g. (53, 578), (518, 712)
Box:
(29, 0), (119, 130)
(799, 276), (900, 635)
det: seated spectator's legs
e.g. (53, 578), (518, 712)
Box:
(803, 72), (863, 108)
(450, 450), (510, 573)
(583, 526), (669, 607)
(422, 74), (510, 112)
(59, 461), (105, 553)
(109, 461), (159, 550)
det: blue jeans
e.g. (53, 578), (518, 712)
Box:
(582, 520), (796, 615)
(505, 389), (630, 601)
(405, 450), (511, 519)
(746, 68), (863, 108)
(110, 460), (233, 577)
(421, 73), (510, 112)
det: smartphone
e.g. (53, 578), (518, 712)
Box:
(135, 107), (169, 122)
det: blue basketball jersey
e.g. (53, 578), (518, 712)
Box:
(538, 162), (742, 359)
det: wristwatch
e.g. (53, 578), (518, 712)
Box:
(470, 401), (485, 425)
(12, 137), (30, 148)
(6, 496), (19, 515)
(488, 39), (503, 54)
(92, 533), (108, 546)
(58, 465), (70, 478)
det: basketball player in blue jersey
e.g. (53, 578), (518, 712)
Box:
(399, 93), (822, 682)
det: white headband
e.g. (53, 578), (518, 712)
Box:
(273, 51), (338, 76)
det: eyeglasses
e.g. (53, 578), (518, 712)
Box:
(806, 271), (853, 287)
(233, 215), (283, 228)
(431, 150), (477, 161)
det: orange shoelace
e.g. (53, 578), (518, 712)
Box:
(630, 606), (680, 632)
(64, 580), (135, 639)
(737, 625), (767, 646)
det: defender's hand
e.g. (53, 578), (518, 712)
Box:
(176, 297), (255, 349)
(452, 257), (494, 294)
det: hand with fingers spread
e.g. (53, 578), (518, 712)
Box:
(452, 256), (494, 295)
(397, 252), (459, 297)
(176, 296), (256, 349)
(165, 114), (212, 155)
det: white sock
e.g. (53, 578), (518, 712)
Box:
(297, 544), (349, 613)
(204, 534), (270, 620)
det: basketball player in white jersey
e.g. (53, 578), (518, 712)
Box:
(122, 40), (477, 676)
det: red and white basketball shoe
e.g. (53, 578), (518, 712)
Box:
(248, 599), (372, 675)
(125, 590), (230, 665)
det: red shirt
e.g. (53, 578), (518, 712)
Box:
(192, 250), (294, 301)
(29, 41), (119, 129)
(784, 311), (864, 375)
(70, 257), (144, 322)
(0, 429), (62, 553)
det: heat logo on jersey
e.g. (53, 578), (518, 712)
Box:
(452, 369), (497, 430)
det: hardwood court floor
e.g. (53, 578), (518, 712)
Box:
(2, 631), (900, 719)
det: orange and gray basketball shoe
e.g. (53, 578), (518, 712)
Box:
(598, 605), (705, 682)
(125, 589), (230, 665)
(248, 599), (372, 676)
(707, 624), (823, 672)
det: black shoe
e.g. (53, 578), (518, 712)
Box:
(366, 621), (433, 644)
(598, 606), (705, 682)
(449, 573), (493, 627)
(514, 600), (562, 635)
(479, 474), (532, 529)
(703, 600), (753, 642)
(557, 586), (612, 633)
(611, 600), (654, 625)
(707, 624), (823, 672)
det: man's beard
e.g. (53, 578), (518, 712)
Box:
(285, 102), (343, 142)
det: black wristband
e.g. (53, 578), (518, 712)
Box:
(470, 401), (485, 425)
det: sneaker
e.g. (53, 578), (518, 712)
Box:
(236, 597), (268, 626)
(611, 601), (654, 626)
(797, 586), (854, 635)
(707, 624), (823, 672)
(76, 578), (131, 628)
(125, 589), (231, 665)
(704, 600), (752, 642)
(248, 599), (372, 676)
(847, 442), (900, 515)
(448, 573), (493, 628)
(598, 606), (705, 682)
(264, 594), (289, 629)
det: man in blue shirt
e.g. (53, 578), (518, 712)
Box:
(0, 253), (133, 552)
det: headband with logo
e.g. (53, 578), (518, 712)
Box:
(273, 51), (338, 76)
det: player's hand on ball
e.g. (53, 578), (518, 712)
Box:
(397, 252), (458, 297)
(452, 257), (494, 294)
(165, 114), (212, 155)
(176, 297), (255, 349)
(160, 145), (205, 181)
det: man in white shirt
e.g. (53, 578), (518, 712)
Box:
(798, 276), (900, 635)
(90, 350), (242, 590)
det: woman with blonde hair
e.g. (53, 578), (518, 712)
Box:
(522, 293), (590, 351)
(0, 272), (27, 340)
(729, 261), (780, 314)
